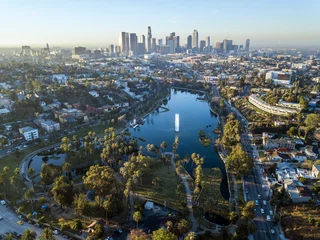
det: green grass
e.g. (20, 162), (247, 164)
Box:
(134, 165), (186, 212)
(236, 178), (245, 206)
(200, 168), (229, 219)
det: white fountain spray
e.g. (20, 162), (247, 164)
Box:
(175, 113), (179, 132)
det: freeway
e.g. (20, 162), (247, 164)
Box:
(0, 204), (65, 239)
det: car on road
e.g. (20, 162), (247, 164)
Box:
(271, 229), (275, 235)
(245, 184), (248, 188)
(258, 194), (261, 199)
(267, 215), (271, 221)
(53, 230), (60, 235)
(255, 200), (259, 206)
(17, 220), (24, 225)
(263, 200), (267, 205)
(261, 208), (264, 214)
(34, 223), (41, 228)
(269, 210), (273, 215)
(245, 189), (249, 194)
(0, 216), (3, 220)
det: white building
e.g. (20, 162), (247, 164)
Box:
(41, 120), (60, 133)
(249, 94), (298, 116)
(89, 91), (99, 98)
(52, 74), (68, 84)
(265, 71), (292, 86)
(19, 127), (39, 141)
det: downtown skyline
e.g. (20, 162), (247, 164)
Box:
(0, 0), (320, 48)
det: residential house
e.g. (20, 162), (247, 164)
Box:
(305, 146), (318, 159)
(291, 152), (307, 162)
(266, 150), (283, 161)
(284, 179), (312, 203)
(262, 133), (296, 150)
(312, 165), (320, 178)
(89, 90), (99, 98)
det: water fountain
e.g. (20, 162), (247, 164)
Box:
(175, 113), (179, 132)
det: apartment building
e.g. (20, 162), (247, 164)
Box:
(41, 120), (60, 133)
(19, 127), (39, 141)
(262, 132), (296, 150)
(249, 94), (298, 116)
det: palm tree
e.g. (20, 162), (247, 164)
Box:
(39, 228), (56, 240)
(103, 196), (112, 228)
(62, 162), (71, 180)
(23, 189), (35, 212)
(133, 211), (142, 229)
(27, 167), (35, 188)
(184, 232), (196, 240)
(21, 229), (37, 240)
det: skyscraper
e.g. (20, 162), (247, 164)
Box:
(173, 36), (180, 53)
(109, 44), (114, 54)
(158, 39), (163, 45)
(205, 36), (210, 48)
(167, 39), (174, 54)
(119, 32), (129, 55)
(152, 38), (157, 52)
(200, 40), (206, 53)
(192, 30), (198, 49)
(130, 33), (137, 55)
(147, 26), (152, 52)
(140, 35), (146, 51)
(223, 39), (233, 53)
(245, 39), (250, 51)
(73, 46), (86, 55)
(187, 35), (192, 49)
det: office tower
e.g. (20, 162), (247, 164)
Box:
(44, 43), (50, 53)
(200, 40), (206, 53)
(170, 32), (175, 38)
(158, 39), (163, 45)
(216, 42), (223, 53)
(187, 35), (192, 49)
(109, 44), (115, 54)
(119, 32), (129, 54)
(205, 36), (210, 48)
(233, 45), (239, 51)
(167, 40), (174, 54)
(192, 30), (198, 48)
(73, 46), (86, 55)
(140, 35), (146, 51)
(239, 45), (244, 50)
(160, 45), (170, 55)
(152, 38), (156, 52)
(245, 39), (250, 51)
(137, 43), (145, 55)
(130, 33), (137, 55)
(173, 36), (180, 53)
(115, 46), (121, 54)
(94, 50), (102, 59)
(147, 26), (152, 52)
(223, 39), (233, 53)
(21, 46), (31, 56)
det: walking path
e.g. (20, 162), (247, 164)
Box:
(164, 152), (198, 232)
(231, 174), (240, 215)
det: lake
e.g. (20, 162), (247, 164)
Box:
(129, 89), (229, 200)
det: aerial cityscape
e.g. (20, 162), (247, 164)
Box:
(0, 1), (320, 240)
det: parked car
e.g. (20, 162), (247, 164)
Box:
(267, 215), (271, 221)
(263, 200), (267, 205)
(0, 217), (3, 220)
(255, 200), (259, 206)
(17, 221), (23, 225)
(261, 208), (264, 214)
(53, 230), (60, 235)
(258, 194), (261, 199)
(34, 223), (41, 228)
(269, 210), (273, 215)
(271, 229), (275, 235)
(0, 200), (6, 205)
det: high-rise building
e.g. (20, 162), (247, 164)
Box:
(137, 43), (145, 55)
(22, 46), (31, 56)
(187, 35), (192, 49)
(173, 36), (180, 53)
(130, 33), (137, 55)
(119, 32), (129, 54)
(160, 45), (170, 55)
(152, 38), (157, 52)
(115, 46), (121, 54)
(109, 44), (115, 54)
(205, 36), (210, 48)
(73, 46), (86, 55)
(223, 39), (233, 53)
(192, 30), (198, 49)
(140, 35), (146, 51)
(147, 26), (152, 52)
(167, 40), (174, 54)
(200, 40), (206, 53)
(245, 39), (250, 51)
(158, 39), (163, 45)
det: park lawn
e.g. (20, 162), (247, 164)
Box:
(201, 168), (229, 219)
(281, 204), (320, 240)
(66, 151), (101, 168)
(134, 164), (186, 212)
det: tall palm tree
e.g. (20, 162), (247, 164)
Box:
(21, 229), (37, 240)
(23, 189), (35, 212)
(39, 228), (56, 240)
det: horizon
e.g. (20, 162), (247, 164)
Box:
(0, 0), (320, 49)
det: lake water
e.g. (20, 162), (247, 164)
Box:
(129, 89), (229, 200)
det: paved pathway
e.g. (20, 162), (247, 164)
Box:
(231, 174), (240, 215)
(164, 152), (198, 232)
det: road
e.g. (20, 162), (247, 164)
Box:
(0, 204), (64, 239)
(241, 132), (279, 240)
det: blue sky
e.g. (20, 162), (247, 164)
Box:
(0, 0), (319, 48)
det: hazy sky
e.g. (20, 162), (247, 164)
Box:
(1, 0), (320, 48)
